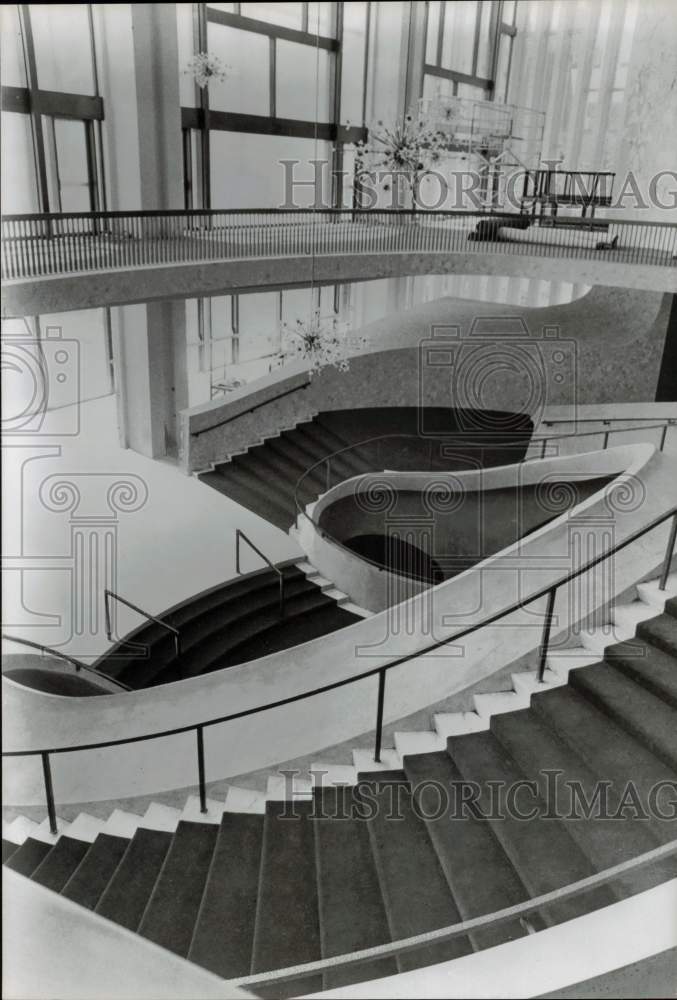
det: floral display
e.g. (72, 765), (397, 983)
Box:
(184, 52), (229, 89)
(352, 113), (449, 204)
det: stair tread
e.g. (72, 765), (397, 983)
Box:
(604, 636), (677, 707)
(357, 772), (473, 972)
(313, 786), (397, 990)
(2, 839), (19, 863)
(3, 836), (52, 877)
(30, 836), (90, 893)
(569, 661), (677, 770)
(189, 812), (264, 979)
(95, 828), (173, 930)
(61, 833), (130, 910)
(403, 751), (531, 950)
(447, 730), (617, 924)
(490, 708), (677, 896)
(138, 821), (219, 957)
(531, 686), (677, 843)
(637, 612), (677, 658)
(251, 800), (321, 990)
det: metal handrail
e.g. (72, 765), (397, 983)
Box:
(103, 589), (180, 659)
(235, 529), (284, 618)
(227, 838), (677, 990)
(4, 504), (675, 832)
(1, 633), (131, 692)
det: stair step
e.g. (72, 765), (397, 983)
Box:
(580, 624), (633, 655)
(353, 749), (402, 772)
(3, 837), (52, 876)
(531, 686), (677, 844)
(394, 731), (447, 759)
(103, 809), (146, 839)
(611, 601), (663, 632)
(224, 785), (267, 814)
(313, 786), (397, 989)
(473, 689), (531, 718)
(95, 828), (173, 931)
(604, 637), (677, 707)
(637, 612), (677, 659)
(266, 774), (314, 801)
(490, 708), (677, 897)
(33, 816), (70, 844)
(2, 816), (38, 845)
(511, 668), (567, 695)
(637, 574), (677, 608)
(403, 751), (532, 951)
(61, 833), (129, 910)
(310, 763), (357, 787)
(2, 839), (18, 863)
(433, 710), (488, 738)
(357, 771), (473, 972)
(30, 836), (90, 892)
(181, 795), (231, 825)
(448, 730), (617, 926)
(296, 560), (319, 578)
(570, 661), (677, 770)
(250, 800), (322, 992)
(188, 812), (264, 979)
(142, 803), (182, 832)
(65, 813), (106, 843)
(546, 647), (600, 679)
(138, 821), (219, 957)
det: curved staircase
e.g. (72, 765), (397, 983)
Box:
(95, 562), (368, 690)
(5, 579), (676, 994)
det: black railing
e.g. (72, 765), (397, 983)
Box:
(104, 589), (181, 659)
(235, 529), (284, 618)
(1, 634), (131, 693)
(2, 208), (675, 281)
(3, 504), (674, 834)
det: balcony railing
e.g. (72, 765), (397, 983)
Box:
(2, 209), (676, 281)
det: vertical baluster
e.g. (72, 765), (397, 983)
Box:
(41, 752), (58, 836)
(537, 588), (557, 682)
(373, 668), (387, 763)
(196, 726), (207, 813)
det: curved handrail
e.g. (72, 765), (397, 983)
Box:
(3, 504), (675, 760)
(227, 838), (677, 990)
(104, 589), (180, 659)
(1, 634), (132, 693)
(292, 420), (675, 577)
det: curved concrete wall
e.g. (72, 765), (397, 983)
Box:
(5, 247), (675, 316)
(4, 443), (675, 807)
(183, 286), (671, 473)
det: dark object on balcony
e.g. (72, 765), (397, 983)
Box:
(520, 169), (615, 225)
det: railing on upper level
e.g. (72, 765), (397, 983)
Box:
(1, 634), (131, 693)
(2, 209), (676, 281)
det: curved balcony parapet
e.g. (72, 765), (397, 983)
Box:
(3, 209), (676, 315)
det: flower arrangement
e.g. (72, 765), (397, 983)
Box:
(352, 113), (449, 204)
(184, 52), (229, 89)
(276, 310), (366, 376)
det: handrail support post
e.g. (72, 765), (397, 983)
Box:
(41, 752), (58, 836)
(537, 587), (557, 682)
(658, 513), (677, 591)
(196, 726), (207, 813)
(374, 668), (386, 763)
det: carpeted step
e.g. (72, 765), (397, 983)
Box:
(447, 730), (617, 926)
(356, 771), (473, 973)
(637, 611), (677, 659)
(250, 800), (322, 994)
(221, 463), (297, 524)
(138, 821), (218, 957)
(531, 686), (677, 844)
(223, 601), (360, 668)
(2, 839), (19, 863)
(569, 662), (677, 771)
(3, 837), (52, 876)
(199, 468), (291, 531)
(95, 828), (172, 930)
(313, 785), (397, 989)
(188, 812), (264, 979)
(299, 421), (372, 475)
(263, 437), (327, 491)
(60, 833), (130, 910)
(604, 637), (677, 708)
(489, 709), (676, 897)
(666, 596), (677, 619)
(30, 836), (90, 893)
(403, 750), (533, 951)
